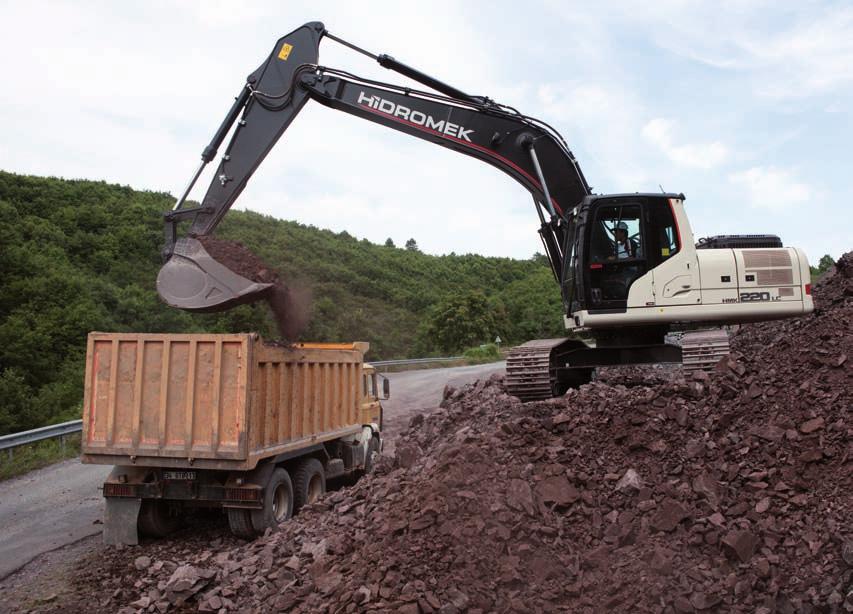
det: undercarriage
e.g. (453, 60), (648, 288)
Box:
(505, 327), (731, 401)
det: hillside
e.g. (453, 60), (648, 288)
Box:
(0, 171), (563, 434)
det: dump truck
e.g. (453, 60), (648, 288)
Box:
(81, 332), (386, 544)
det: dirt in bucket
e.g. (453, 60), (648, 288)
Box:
(199, 235), (312, 341)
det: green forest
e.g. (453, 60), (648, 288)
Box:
(0, 171), (564, 435)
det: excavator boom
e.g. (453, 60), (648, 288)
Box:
(157, 21), (589, 312)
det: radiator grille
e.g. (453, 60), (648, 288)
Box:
(743, 250), (792, 268)
(756, 268), (793, 285)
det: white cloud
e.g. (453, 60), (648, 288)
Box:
(642, 118), (728, 169)
(536, 82), (652, 189)
(728, 166), (811, 210)
(0, 0), (547, 258)
(639, 4), (853, 99)
(740, 8), (853, 99)
(0, 0), (845, 263)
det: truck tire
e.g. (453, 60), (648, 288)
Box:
(227, 508), (256, 539)
(292, 458), (326, 513)
(363, 436), (381, 474)
(137, 500), (180, 538)
(250, 467), (294, 534)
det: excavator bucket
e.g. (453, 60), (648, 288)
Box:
(156, 237), (273, 312)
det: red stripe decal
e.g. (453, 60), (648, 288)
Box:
(358, 103), (563, 216)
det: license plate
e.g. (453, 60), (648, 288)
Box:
(163, 471), (196, 481)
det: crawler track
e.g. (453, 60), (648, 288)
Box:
(681, 329), (731, 373)
(505, 338), (568, 401)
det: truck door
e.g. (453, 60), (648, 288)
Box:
(360, 369), (382, 427)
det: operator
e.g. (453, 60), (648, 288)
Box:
(611, 222), (640, 259)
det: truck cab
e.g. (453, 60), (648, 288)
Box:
(361, 364), (388, 431)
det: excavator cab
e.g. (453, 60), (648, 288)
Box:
(564, 193), (683, 314)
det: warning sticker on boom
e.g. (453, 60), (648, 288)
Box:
(278, 43), (293, 61)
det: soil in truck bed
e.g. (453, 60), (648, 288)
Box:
(199, 235), (311, 341)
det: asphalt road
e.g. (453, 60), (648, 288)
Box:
(0, 459), (109, 579)
(0, 361), (504, 581)
(379, 361), (505, 454)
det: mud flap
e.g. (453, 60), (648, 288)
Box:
(103, 498), (141, 546)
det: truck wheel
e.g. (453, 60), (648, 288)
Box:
(292, 458), (326, 513)
(363, 436), (381, 474)
(137, 500), (180, 538)
(250, 467), (294, 533)
(227, 508), (256, 539)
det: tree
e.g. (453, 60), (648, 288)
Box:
(530, 252), (549, 266)
(810, 254), (835, 282)
(384, 238), (395, 247)
(0, 170), (557, 433)
(421, 291), (497, 353)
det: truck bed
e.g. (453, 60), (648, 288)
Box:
(81, 333), (368, 470)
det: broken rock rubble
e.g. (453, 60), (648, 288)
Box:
(73, 253), (852, 613)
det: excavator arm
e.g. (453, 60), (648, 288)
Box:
(157, 21), (590, 311)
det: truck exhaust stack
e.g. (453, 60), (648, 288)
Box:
(156, 237), (273, 312)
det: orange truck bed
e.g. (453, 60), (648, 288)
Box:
(81, 332), (369, 471)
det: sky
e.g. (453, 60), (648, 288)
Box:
(0, 0), (849, 261)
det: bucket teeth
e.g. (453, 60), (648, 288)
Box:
(157, 238), (273, 312)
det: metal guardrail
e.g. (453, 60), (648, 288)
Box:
(0, 357), (463, 455)
(0, 419), (83, 458)
(369, 356), (462, 367)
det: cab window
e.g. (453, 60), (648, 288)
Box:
(590, 205), (644, 262)
(648, 201), (680, 264)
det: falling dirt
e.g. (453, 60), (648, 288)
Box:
(198, 235), (312, 341)
(63, 252), (852, 613)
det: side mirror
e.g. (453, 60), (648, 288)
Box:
(382, 377), (390, 399)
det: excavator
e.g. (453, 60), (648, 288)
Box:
(157, 22), (814, 401)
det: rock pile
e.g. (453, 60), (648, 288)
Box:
(74, 254), (851, 613)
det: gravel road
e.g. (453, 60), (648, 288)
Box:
(0, 361), (504, 587)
